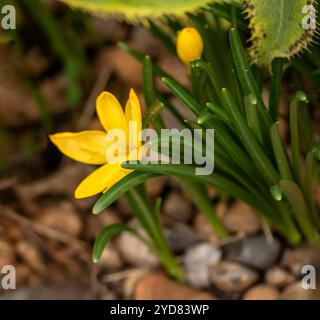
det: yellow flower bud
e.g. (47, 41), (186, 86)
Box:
(177, 27), (204, 65)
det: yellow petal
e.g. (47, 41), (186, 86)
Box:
(96, 91), (128, 134)
(103, 168), (133, 193)
(75, 163), (121, 199)
(49, 131), (108, 165)
(125, 89), (142, 149)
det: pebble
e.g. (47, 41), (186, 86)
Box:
(210, 261), (259, 292)
(38, 202), (82, 238)
(281, 247), (314, 276)
(280, 281), (320, 300)
(165, 224), (198, 252)
(135, 272), (217, 300)
(116, 230), (159, 268)
(223, 202), (261, 235)
(184, 243), (222, 288)
(123, 269), (149, 299)
(98, 245), (123, 270)
(265, 267), (295, 288)
(146, 176), (167, 198)
(225, 235), (281, 270)
(163, 192), (193, 222)
(193, 214), (219, 244)
(243, 284), (280, 300)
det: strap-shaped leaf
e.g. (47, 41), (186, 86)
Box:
(92, 171), (157, 214)
(280, 180), (318, 243)
(92, 224), (137, 262)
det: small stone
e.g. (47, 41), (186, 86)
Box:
(280, 282), (312, 300)
(166, 224), (198, 252)
(123, 269), (149, 299)
(225, 235), (281, 271)
(163, 192), (193, 222)
(184, 243), (222, 288)
(116, 230), (159, 268)
(265, 267), (295, 288)
(38, 202), (82, 238)
(210, 261), (259, 292)
(98, 245), (123, 270)
(146, 176), (167, 198)
(135, 272), (217, 300)
(0, 240), (15, 268)
(281, 247), (314, 276)
(194, 214), (219, 244)
(223, 202), (261, 235)
(16, 241), (46, 274)
(243, 284), (280, 300)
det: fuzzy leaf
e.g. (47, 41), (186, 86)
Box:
(59, 0), (225, 19)
(247, 0), (316, 66)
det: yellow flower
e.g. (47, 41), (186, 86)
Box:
(49, 89), (142, 199)
(176, 27), (204, 64)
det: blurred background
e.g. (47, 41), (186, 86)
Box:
(0, 0), (319, 300)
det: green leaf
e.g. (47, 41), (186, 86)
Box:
(289, 92), (307, 184)
(229, 28), (272, 143)
(270, 184), (283, 201)
(247, 0), (316, 66)
(59, 0), (218, 20)
(122, 163), (281, 223)
(269, 58), (284, 121)
(280, 180), (318, 243)
(162, 77), (203, 115)
(92, 172), (157, 214)
(92, 224), (137, 262)
(143, 56), (156, 109)
(221, 88), (279, 185)
(270, 122), (293, 181)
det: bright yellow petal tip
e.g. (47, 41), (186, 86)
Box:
(176, 27), (204, 65)
(96, 91), (128, 134)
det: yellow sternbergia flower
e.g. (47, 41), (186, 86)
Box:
(49, 89), (142, 199)
(176, 27), (204, 65)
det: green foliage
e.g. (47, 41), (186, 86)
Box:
(59, 0), (219, 19)
(60, 0), (317, 66)
(247, 0), (316, 66)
